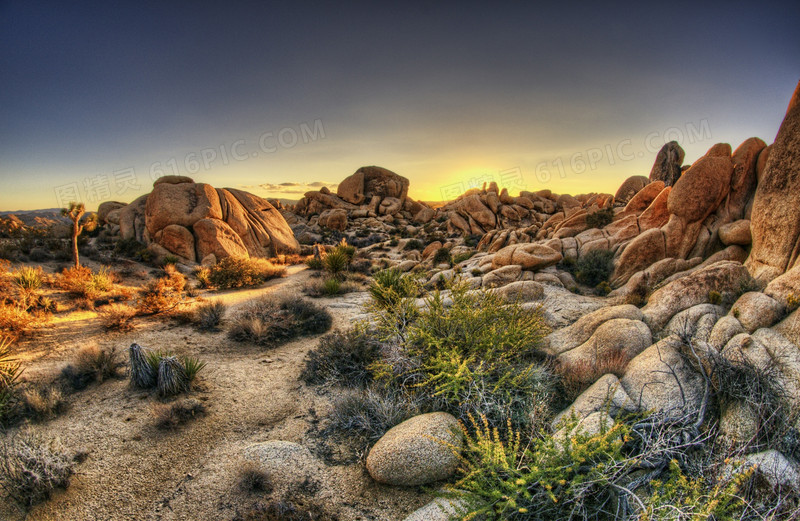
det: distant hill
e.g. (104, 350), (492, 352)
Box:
(0, 208), (70, 228)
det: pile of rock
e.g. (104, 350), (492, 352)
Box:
(99, 175), (299, 265)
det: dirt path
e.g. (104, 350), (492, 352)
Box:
(2, 268), (430, 521)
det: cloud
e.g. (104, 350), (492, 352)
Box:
(241, 181), (338, 196)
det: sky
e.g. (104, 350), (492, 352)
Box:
(0, 1), (798, 211)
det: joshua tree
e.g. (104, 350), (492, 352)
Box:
(60, 202), (97, 268)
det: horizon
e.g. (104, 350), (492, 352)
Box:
(1, 2), (798, 211)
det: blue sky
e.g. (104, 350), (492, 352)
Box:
(1, 1), (797, 210)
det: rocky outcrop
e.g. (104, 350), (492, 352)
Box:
(614, 175), (650, 205)
(746, 80), (800, 283)
(109, 176), (299, 263)
(649, 141), (685, 187)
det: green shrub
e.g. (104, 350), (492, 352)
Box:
(453, 251), (476, 264)
(14, 266), (43, 293)
(301, 327), (381, 388)
(368, 268), (418, 310)
(206, 256), (286, 289)
(180, 355), (206, 382)
(305, 256), (324, 270)
(322, 250), (350, 277)
(114, 237), (146, 258)
(574, 249), (614, 286)
(368, 282), (552, 430)
(403, 239), (423, 251)
(432, 247), (452, 266)
(162, 254), (179, 266)
(228, 296), (332, 348)
(585, 207), (614, 229)
(709, 290), (722, 306)
(0, 432), (75, 510)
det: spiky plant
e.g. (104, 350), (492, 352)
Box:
(128, 343), (156, 389)
(157, 356), (189, 397)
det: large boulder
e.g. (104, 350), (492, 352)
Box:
(154, 224), (196, 262)
(746, 81), (800, 283)
(119, 194), (149, 243)
(454, 194), (496, 231)
(718, 219), (751, 246)
(638, 186), (671, 231)
(649, 141), (685, 187)
(97, 201), (126, 225)
(557, 318), (652, 366)
(366, 412), (462, 487)
(319, 208), (348, 231)
(642, 261), (754, 331)
(729, 292), (784, 333)
(491, 243), (562, 271)
(222, 188), (299, 256)
(614, 175), (650, 205)
(193, 218), (249, 261)
(545, 304), (643, 356)
(336, 170), (366, 204)
(620, 336), (705, 413)
(553, 374), (635, 426)
(624, 180), (665, 213)
(145, 181), (222, 236)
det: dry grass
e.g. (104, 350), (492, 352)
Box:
(98, 303), (137, 331)
(136, 265), (186, 315)
(203, 256), (286, 289)
(21, 384), (66, 421)
(0, 431), (75, 510)
(151, 398), (206, 430)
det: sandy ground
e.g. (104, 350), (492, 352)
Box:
(2, 267), (433, 521)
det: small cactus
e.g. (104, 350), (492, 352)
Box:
(157, 356), (189, 397)
(129, 343), (156, 389)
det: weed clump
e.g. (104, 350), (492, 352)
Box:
(585, 207), (614, 229)
(98, 303), (136, 331)
(204, 256), (286, 289)
(0, 432), (75, 510)
(574, 249), (614, 287)
(151, 398), (206, 429)
(136, 264), (186, 314)
(301, 328), (381, 388)
(228, 296), (332, 348)
(194, 300), (227, 330)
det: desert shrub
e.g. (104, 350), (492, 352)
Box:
(471, 268), (483, 277)
(237, 461), (273, 494)
(464, 234), (482, 248)
(369, 282), (553, 430)
(709, 352), (798, 455)
(332, 239), (356, 260)
(128, 343), (156, 389)
(206, 256), (286, 289)
(194, 300), (227, 330)
(453, 250), (476, 264)
(303, 277), (360, 298)
(114, 237), (146, 258)
(322, 249), (349, 277)
(451, 415), (751, 521)
(20, 384), (66, 421)
(0, 337), (22, 422)
(228, 296), (332, 348)
(301, 327), (381, 388)
(554, 347), (630, 402)
(98, 303), (136, 331)
(368, 268), (418, 310)
(151, 398), (206, 430)
(136, 264), (186, 314)
(708, 290), (723, 306)
(60, 346), (123, 391)
(432, 247), (452, 265)
(235, 499), (330, 521)
(305, 256), (324, 270)
(55, 265), (114, 301)
(324, 387), (425, 450)
(574, 249), (614, 286)
(14, 266), (43, 294)
(162, 254), (179, 266)
(388, 237), (399, 247)
(585, 207), (615, 229)
(0, 432), (75, 510)
(595, 280), (612, 295)
(0, 303), (38, 340)
(180, 355), (206, 382)
(403, 239), (423, 251)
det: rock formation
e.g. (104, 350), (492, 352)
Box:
(103, 176), (299, 263)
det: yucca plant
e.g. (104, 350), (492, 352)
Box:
(128, 343), (156, 389)
(157, 356), (189, 397)
(180, 355), (206, 382)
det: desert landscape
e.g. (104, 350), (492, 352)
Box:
(2, 4), (799, 521)
(0, 80), (798, 520)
